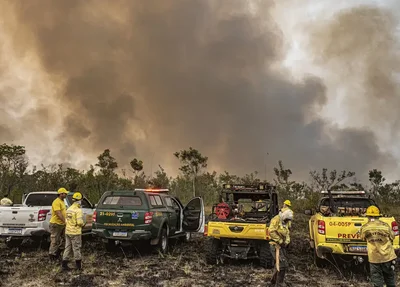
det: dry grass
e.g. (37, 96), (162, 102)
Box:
(0, 214), (399, 287)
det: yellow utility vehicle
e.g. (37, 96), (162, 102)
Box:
(204, 183), (279, 268)
(305, 190), (400, 267)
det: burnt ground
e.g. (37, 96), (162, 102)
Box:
(0, 215), (398, 287)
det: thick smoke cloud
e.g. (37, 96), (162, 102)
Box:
(0, 0), (398, 180)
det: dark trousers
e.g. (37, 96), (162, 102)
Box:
(270, 244), (288, 285)
(370, 261), (396, 287)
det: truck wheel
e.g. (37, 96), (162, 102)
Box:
(205, 238), (221, 265)
(313, 249), (327, 268)
(259, 242), (273, 268)
(105, 239), (118, 252)
(156, 227), (169, 254)
(5, 238), (23, 248)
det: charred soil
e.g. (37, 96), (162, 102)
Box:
(0, 215), (398, 287)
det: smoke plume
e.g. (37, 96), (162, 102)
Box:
(0, 0), (399, 181)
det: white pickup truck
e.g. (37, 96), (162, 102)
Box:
(0, 191), (96, 247)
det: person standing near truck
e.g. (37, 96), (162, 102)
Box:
(62, 192), (85, 271)
(0, 194), (13, 206)
(361, 205), (397, 287)
(49, 187), (68, 260)
(268, 208), (293, 286)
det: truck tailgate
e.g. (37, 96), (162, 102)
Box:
(324, 217), (400, 248)
(207, 221), (267, 240)
(0, 207), (46, 234)
(96, 209), (150, 236)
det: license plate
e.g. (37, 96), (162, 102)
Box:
(113, 231), (127, 237)
(7, 228), (22, 234)
(348, 245), (367, 253)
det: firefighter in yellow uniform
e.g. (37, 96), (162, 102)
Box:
(280, 200), (293, 229)
(0, 194), (13, 206)
(268, 209), (293, 286)
(62, 192), (85, 271)
(49, 188), (68, 260)
(361, 205), (397, 287)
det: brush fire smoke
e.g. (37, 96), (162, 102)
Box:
(0, 0), (399, 180)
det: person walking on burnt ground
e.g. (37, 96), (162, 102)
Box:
(62, 192), (85, 271)
(268, 209), (293, 286)
(49, 187), (68, 260)
(361, 205), (397, 287)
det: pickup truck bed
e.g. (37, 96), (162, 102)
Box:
(0, 191), (95, 245)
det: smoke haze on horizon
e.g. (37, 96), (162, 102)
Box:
(0, 0), (399, 182)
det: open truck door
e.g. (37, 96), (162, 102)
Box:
(183, 197), (205, 233)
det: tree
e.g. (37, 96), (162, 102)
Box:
(130, 158), (146, 187)
(130, 158), (143, 174)
(174, 147), (208, 197)
(148, 165), (170, 188)
(309, 168), (355, 191)
(95, 149), (118, 197)
(273, 160), (295, 194)
(0, 143), (28, 195)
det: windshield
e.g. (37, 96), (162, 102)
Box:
(319, 197), (375, 208)
(318, 197), (376, 215)
(101, 195), (143, 207)
(25, 193), (58, 206)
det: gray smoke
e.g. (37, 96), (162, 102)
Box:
(0, 0), (398, 181)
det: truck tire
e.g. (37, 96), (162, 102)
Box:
(156, 226), (169, 254)
(5, 238), (23, 248)
(205, 238), (221, 265)
(313, 249), (328, 268)
(105, 239), (118, 252)
(259, 242), (273, 268)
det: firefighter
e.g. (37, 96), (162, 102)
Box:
(360, 205), (397, 287)
(62, 192), (85, 271)
(49, 187), (68, 260)
(0, 194), (13, 206)
(269, 209), (293, 286)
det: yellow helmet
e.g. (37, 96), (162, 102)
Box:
(284, 200), (291, 207)
(72, 192), (82, 201)
(58, 187), (68, 194)
(365, 205), (380, 217)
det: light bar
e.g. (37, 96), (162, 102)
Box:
(321, 190), (365, 195)
(135, 188), (169, 193)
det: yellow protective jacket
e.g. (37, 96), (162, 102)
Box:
(65, 202), (84, 235)
(0, 197), (13, 206)
(360, 219), (397, 263)
(269, 214), (290, 246)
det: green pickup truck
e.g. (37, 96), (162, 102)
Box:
(92, 189), (205, 253)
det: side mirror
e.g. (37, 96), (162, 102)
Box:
(304, 209), (313, 216)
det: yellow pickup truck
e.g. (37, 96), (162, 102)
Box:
(204, 183), (280, 268)
(305, 190), (400, 267)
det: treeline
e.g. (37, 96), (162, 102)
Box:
(0, 143), (399, 211)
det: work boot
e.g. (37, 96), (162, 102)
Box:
(277, 269), (286, 284)
(55, 249), (63, 260)
(75, 260), (82, 270)
(270, 270), (278, 285)
(62, 260), (71, 271)
(49, 254), (57, 261)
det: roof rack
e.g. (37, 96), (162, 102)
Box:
(223, 183), (274, 191)
(321, 190), (365, 195)
(135, 188), (169, 193)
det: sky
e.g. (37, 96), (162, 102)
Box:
(0, 0), (399, 182)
